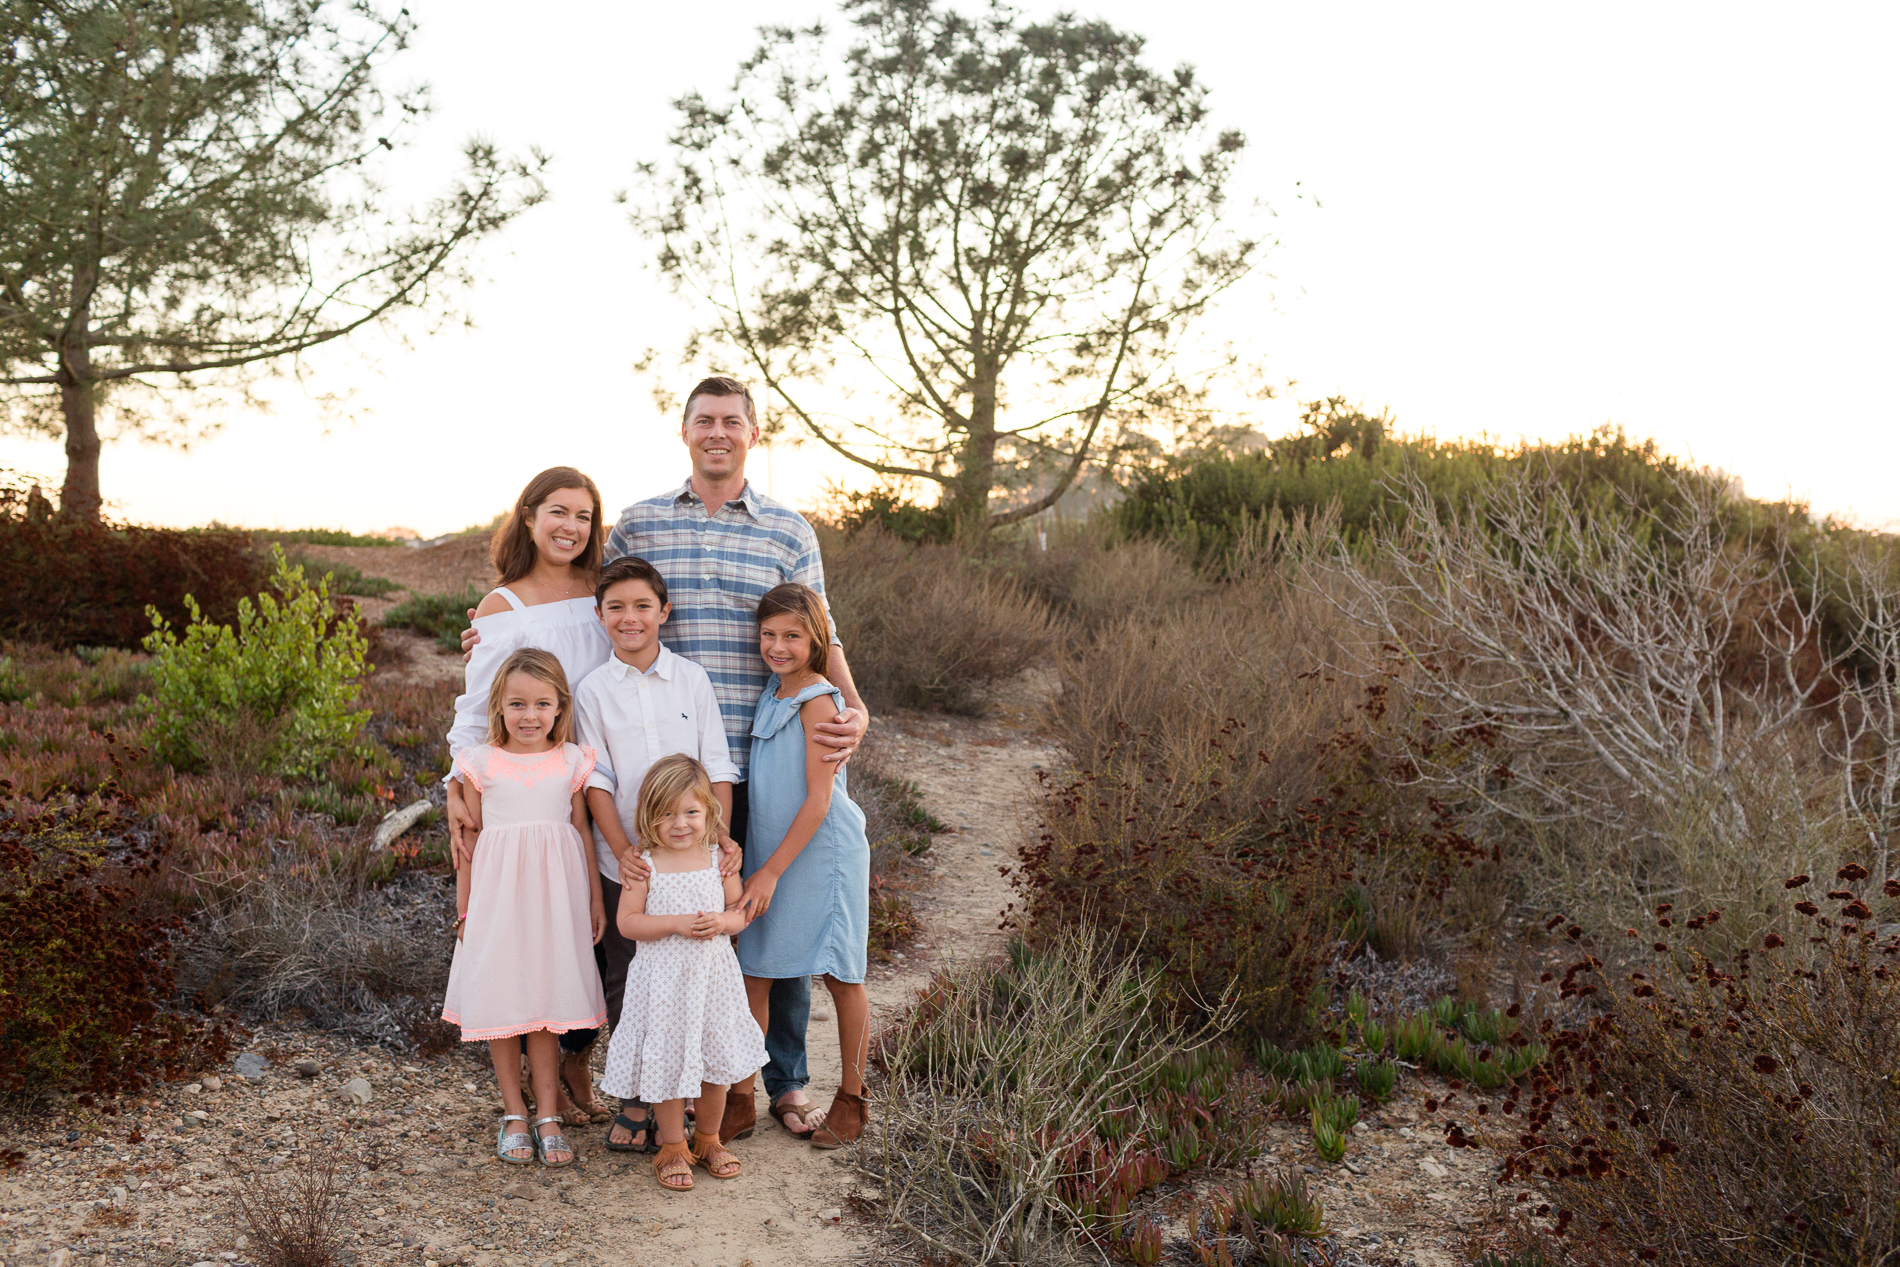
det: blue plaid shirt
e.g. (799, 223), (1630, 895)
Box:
(603, 479), (837, 778)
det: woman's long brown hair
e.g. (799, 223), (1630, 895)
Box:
(491, 467), (604, 586)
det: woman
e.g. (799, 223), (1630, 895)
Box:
(445, 465), (615, 1126)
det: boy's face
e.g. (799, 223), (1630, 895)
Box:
(598, 578), (670, 653)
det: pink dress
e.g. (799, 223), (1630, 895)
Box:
(441, 742), (606, 1041)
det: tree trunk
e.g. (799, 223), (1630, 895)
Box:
(57, 274), (102, 521)
(946, 362), (999, 526)
(58, 373), (102, 521)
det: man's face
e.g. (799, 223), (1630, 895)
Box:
(682, 393), (759, 483)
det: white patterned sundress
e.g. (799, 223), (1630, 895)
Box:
(599, 843), (768, 1103)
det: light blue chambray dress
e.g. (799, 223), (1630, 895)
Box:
(736, 677), (869, 984)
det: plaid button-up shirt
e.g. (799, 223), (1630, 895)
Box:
(603, 478), (838, 778)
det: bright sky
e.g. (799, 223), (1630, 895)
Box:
(5, 1), (1896, 534)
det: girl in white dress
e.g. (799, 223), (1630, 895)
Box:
(600, 755), (767, 1192)
(441, 649), (606, 1168)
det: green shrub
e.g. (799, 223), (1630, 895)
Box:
(250, 527), (404, 547)
(292, 556), (401, 597)
(382, 584), (487, 653)
(142, 548), (371, 777)
(1113, 414), (1710, 571)
(1356, 1055), (1398, 1102)
(0, 655), (24, 702)
(0, 796), (228, 1098)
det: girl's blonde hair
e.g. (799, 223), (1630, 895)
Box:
(484, 648), (575, 746)
(635, 754), (724, 851)
(755, 581), (830, 677)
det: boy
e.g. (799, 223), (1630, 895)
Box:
(572, 555), (741, 1150)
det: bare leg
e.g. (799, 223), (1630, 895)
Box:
(653, 1098), (689, 1147)
(695, 1082), (728, 1136)
(524, 1031), (570, 1164)
(727, 975), (773, 1101)
(824, 976), (869, 1097)
(487, 1038), (534, 1162)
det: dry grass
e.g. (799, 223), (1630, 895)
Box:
(1483, 868), (1900, 1266)
(822, 524), (1059, 714)
(179, 867), (453, 1044)
(229, 1155), (349, 1267)
(863, 925), (1269, 1265)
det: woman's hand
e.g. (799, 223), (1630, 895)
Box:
(619, 850), (652, 884)
(736, 868), (779, 922)
(717, 835), (743, 877)
(447, 785), (482, 867)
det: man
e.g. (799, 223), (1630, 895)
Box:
(455, 375), (869, 1144)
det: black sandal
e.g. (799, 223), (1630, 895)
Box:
(605, 1105), (654, 1154)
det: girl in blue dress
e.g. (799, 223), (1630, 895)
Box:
(731, 582), (870, 1148)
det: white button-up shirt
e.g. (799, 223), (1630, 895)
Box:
(572, 645), (740, 884)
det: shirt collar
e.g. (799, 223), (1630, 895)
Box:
(607, 644), (675, 681)
(674, 477), (761, 519)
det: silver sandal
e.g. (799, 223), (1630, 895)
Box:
(496, 1114), (534, 1165)
(532, 1115), (574, 1168)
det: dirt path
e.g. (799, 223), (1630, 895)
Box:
(0, 699), (1055, 1267)
(0, 669), (1512, 1267)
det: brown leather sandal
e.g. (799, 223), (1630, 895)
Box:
(691, 1130), (742, 1179)
(769, 1094), (823, 1140)
(809, 1089), (867, 1150)
(653, 1139), (694, 1192)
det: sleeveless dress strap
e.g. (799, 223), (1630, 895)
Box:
(492, 586), (527, 611)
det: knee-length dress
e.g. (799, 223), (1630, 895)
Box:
(599, 844), (767, 1101)
(441, 743), (606, 1041)
(735, 678), (869, 984)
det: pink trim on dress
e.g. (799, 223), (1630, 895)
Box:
(444, 1007), (609, 1043)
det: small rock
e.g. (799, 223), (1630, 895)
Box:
(234, 1053), (269, 1079)
(49, 1250), (73, 1267)
(818, 1207), (842, 1223)
(187, 1109), (209, 1121)
(810, 1010), (831, 1022)
(1343, 1160), (1367, 1176)
(401, 1064), (422, 1073)
(202, 1076), (223, 1092)
(342, 1077), (374, 1106)
(110, 1186), (127, 1206)
(295, 1059), (321, 1078)
(502, 1182), (537, 1201)
(179, 1185), (195, 1196)
(184, 1083), (203, 1094)
(1420, 1159), (1449, 1180)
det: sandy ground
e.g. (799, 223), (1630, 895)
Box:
(0, 663), (1514, 1267)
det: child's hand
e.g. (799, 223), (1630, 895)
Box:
(716, 835), (743, 877)
(736, 869), (779, 921)
(455, 913), (467, 942)
(689, 910), (724, 940)
(590, 895), (606, 944)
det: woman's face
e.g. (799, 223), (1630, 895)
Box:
(528, 486), (593, 568)
(760, 612), (813, 676)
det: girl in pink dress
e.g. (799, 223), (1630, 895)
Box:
(442, 648), (606, 1167)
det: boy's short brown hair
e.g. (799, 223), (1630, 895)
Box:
(596, 555), (669, 608)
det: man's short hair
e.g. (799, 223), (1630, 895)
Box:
(682, 375), (756, 428)
(596, 555), (669, 608)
